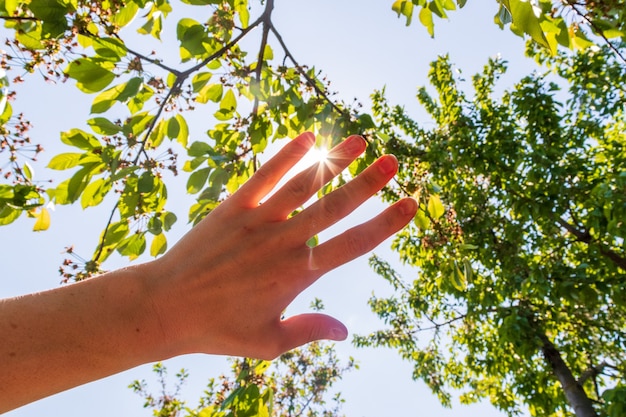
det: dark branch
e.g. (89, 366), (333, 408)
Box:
(92, 201), (119, 264)
(182, 15), (265, 78)
(268, 23), (348, 119)
(557, 217), (626, 270)
(565, 2), (626, 64)
(0, 15), (39, 21)
(578, 361), (610, 385)
(121, 43), (182, 77)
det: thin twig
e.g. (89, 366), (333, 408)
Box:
(268, 23), (348, 119)
(0, 16), (39, 21)
(566, 1), (626, 64)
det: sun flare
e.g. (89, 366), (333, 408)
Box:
(304, 146), (330, 166)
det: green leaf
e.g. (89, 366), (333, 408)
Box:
(0, 205), (21, 225)
(419, 7), (434, 37)
(234, 0), (249, 28)
(32, 207), (50, 231)
(198, 83), (223, 104)
(66, 58), (116, 93)
(494, 3), (512, 28)
(81, 178), (111, 209)
(463, 258), (473, 282)
(66, 166), (95, 203)
(148, 119), (167, 148)
(22, 161), (33, 180)
(150, 233), (167, 257)
(508, 0), (550, 50)
(112, 1), (139, 28)
(187, 167), (211, 194)
(138, 171), (155, 193)
(92, 37), (127, 62)
(177, 18), (209, 61)
(220, 88), (237, 111)
(357, 113), (376, 130)
(427, 195), (445, 218)
(128, 85), (154, 114)
(91, 77), (142, 113)
(392, 0), (414, 26)
(192, 72), (213, 92)
(166, 115), (189, 147)
(306, 235), (319, 248)
(117, 232), (146, 260)
(122, 112), (155, 139)
(103, 220), (130, 246)
(60, 129), (100, 150)
(88, 117), (121, 135)
(414, 207), (431, 229)
(167, 116), (180, 142)
(174, 114), (189, 147)
(47, 152), (83, 170)
(29, 0), (73, 37)
(162, 212), (177, 231)
(138, 14), (163, 39)
(451, 260), (466, 291)
(188, 141), (212, 157)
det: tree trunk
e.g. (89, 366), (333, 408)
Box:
(540, 334), (598, 417)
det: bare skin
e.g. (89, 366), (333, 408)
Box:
(0, 132), (417, 412)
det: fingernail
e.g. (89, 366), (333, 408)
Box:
(400, 198), (418, 216)
(330, 327), (348, 341)
(344, 135), (366, 153)
(377, 155), (397, 175)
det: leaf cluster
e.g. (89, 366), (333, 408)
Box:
(130, 341), (355, 417)
(391, 0), (626, 62)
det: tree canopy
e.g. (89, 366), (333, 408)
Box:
(356, 44), (626, 416)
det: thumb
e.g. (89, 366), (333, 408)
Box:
(278, 313), (348, 352)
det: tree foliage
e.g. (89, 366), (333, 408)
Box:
(391, 0), (626, 62)
(356, 45), (626, 416)
(130, 340), (356, 417)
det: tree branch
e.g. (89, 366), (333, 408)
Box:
(565, 1), (626, 64)
(268, 23), (348, 119)
(0, 15), (38, 21)
(92, 200), (119, 265)
(578, 361), (610, 385)
(556, 217), (626, 270)
(120, 43), (182, 77)
(182, 15), (265, 78)
(539, 333), (599, 417)
(249, 0), (273, 172)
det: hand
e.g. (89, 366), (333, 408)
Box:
(148, 132), (418, 360)
(0, 132), (417, 411)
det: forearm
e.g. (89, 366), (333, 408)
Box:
(0, 264), (164, 412)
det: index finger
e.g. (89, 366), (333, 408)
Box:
(230, 132), (315, 208)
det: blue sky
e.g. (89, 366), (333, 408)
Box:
(1, 1), (540, 416)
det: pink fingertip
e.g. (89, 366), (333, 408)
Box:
(329, 326), (348, 341)
(400, 198), (418, 216)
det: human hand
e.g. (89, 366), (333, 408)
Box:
(147, 132), (417, 360)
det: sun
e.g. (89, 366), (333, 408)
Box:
(289, 144), (330, 174)
(303, 145), (330, 166)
